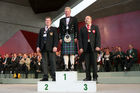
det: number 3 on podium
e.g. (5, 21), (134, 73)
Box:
(84, 84), (88, 91)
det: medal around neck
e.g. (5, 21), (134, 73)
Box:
(64, 34), (71, 43)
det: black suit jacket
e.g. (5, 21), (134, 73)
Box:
(0, 57), (3, 65)
(37, 27), (58, 52)
(59, 16), (78, 39)
(126, 48), (138, 59)
(11, 57), (20, 67)
(79, 24), (101, 52)
(3, 57), (11, 65)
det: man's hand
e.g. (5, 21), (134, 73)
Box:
(74, 38), (77, 43)
(95, 47), (100, 51)
(79, 48), (84, 54)
(127, 56), (129, 60)
(36, 47), (40, 53)
(129, 55), (133, 58)
(59, 39), (62, 44)
(117, 55), (120, 58)
(53, 47), (57, 52)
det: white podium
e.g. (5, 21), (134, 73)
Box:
(38, 71), (96, 92)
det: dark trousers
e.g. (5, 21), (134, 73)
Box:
(104, 60), (111, 72)
(84, 43), (98, 80)
(41, 51), (56, 79)
(125, 58), (137, 70)
(12, 63), (19, 77)
(19, 64), (28, 78)
(0, 64), (4, 72)
(114, 59), (119, 71)
(119, 59), (125, 71)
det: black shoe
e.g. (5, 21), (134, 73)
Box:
(15, 77), (18, 79)
(83, 78), (91, 81)
(40, 78), (48, 81)
(93, 78), (97, 81)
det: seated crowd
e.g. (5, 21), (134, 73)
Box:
(0, 53), (43, 78)
(96, 44), (138, 72)
(0, 44), (138, 78)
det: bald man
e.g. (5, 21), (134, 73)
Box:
(79, 16), (101, 81)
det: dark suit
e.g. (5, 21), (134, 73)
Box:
(11, 57), (20, 77)
(59, 17), (78, 39)
(114, 51), (126, 71)
(125, 48), (138, 70)
(103, 52), (113, 72)
(37, 27), (58, 52)
(0, 57), (3, 72)
(79, 25), (100, 51)
(3, 57), (12, 73)
(79, 24), (101, 80)
(37, 26), (58, 80)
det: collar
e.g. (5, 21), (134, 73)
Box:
(45, 26), (51, 31)
(86, 24), (92, 27)
(65, 16), (71, 18)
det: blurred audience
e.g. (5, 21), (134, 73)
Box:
(0, 44), (139, 79)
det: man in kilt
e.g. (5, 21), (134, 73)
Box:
(59, 7), (78, 71)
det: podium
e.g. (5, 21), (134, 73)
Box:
(38, 71), (96, 92)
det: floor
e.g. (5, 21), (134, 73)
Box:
(0, 84), (140, 93)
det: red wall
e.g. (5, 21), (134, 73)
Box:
(0, 30), (38, 55)
(78, 10), (140, 63)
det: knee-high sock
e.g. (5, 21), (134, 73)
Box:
(70, 55), (75, 68)
(63, 55), (69, 69)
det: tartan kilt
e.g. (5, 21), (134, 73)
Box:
(61, 34), (76, 55)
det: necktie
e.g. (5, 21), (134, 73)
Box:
(87, 25), (90, 31)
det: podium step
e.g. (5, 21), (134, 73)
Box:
(38, 81), (96, 92)
(38, 71), (96, 92)
(0, 71), (140, 84)
(56, 71), (77, 82)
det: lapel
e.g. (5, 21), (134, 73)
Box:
(63, 18), (66, 27)
(83, 25), (88, 34)
(48, 27), (51, 33)
(42, 27), (52, 33)
(68, 17), (73, 26)
(90, 24), (95, 31)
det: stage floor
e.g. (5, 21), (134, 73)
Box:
(0, 84), (140, 93)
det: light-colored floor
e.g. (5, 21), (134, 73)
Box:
(0, 84), (140, 93)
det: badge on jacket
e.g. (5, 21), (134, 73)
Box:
(92, 30), (96, 34)
(88, 30), (91, 32)
(50, 32), (53, 36)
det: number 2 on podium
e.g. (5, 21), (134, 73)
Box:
(64, 73), (66, 80)
(45, 84), (48, 90)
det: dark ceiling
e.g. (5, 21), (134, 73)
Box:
(0, 0), (69, 13)
(0, 0), (139, 21)
(29, 0), (69, 13)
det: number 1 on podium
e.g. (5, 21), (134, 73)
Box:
(64, 73), (66, 80)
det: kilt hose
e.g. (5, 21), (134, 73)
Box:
(61, 34), (77, 55)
